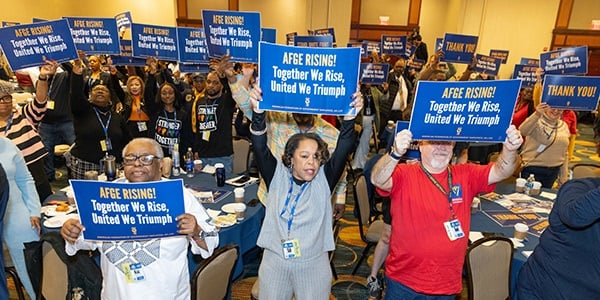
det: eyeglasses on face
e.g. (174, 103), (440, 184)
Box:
(123, 154), (161, 166)
(0, 94), (13, 103)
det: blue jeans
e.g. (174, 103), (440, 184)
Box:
(521, 165), (560, 188)
(385, 277), (456, 300)
(201, 155), (234, 176)
(38, 121), (75, 180)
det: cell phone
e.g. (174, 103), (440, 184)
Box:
(234, 175), (250, 184)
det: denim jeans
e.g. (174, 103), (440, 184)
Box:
(38, 120), (75, 180)
(385, 277), (456, 300)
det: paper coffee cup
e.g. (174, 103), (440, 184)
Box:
(514, 223), (529, 241)
(515, 178), (527, 193)
(194, 160), (203, 174)
(531, 181), (542, 196)
(162, 157), (172, 178)
(234, 187), (245, 203)
(235, 203), (246, 221)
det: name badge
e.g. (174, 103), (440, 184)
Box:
(100, 139), (112, 152)
(282, 238), (301, 259)
(443, 219), (465, 241)
(536, 144), (547, 153)
(202, 131), (210, 141)
(137, 121), (148, 132)
(46, 100), (55, 110)
(121, 262), (146, 283)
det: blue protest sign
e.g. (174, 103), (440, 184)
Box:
(360, 63), (389, 85)
(110, 40), (147, 67)
(202, 10), (260, 62)
(70, 179), (186, 241)
(314, 27), (336, 43)
(441, 33), (478, 64)
(115, 11), (132, 30)
(381, 35), (407, 55)
(512, 64), (540, 87)
(408, 59), (425, 72)
(64, 17), (120, 55)
(541, 75), (600, 111)
(179, 63), (210, 73)
(489, 49), (509, 64)
(261, 28), (276, 43)
(2, 21), (19, 27)
(258, 42), (360, 115)
(435, 38), (444, 52)
(396, 121), (421, 160)
(294, 35), (333, 47)
(0, 19), (78, 70)
(540, 46), (588, 75)
(520, 57), (539, 66)
(364, 41), (381, 55)
(286, 32), (297, 45)
(409, 79), (521, 142)
(131, 23), (178, 60)
(347, 42), (367, 58)
(32, 18), (47, 23)
(473, 54), (502, 76)
(176, 27), (208, 63)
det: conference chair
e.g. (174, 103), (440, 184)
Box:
(4, 244), (26, 300)
(232, 136), (251, 175)
(351, 173), (385, 275)
(40, 240), (69, 300)
(465, 236), (513, 300)
(571, 163), (600, 179)
(191, 244), (239, 300)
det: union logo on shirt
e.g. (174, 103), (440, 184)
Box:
(451, 184), (463, 204)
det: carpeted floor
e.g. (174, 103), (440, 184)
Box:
(9, 123), (598, 300)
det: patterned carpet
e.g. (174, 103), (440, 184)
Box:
(9, 123), (598, 300)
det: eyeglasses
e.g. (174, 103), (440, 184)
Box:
(0, 94), (12, 104)
(123, 154), (161, 166)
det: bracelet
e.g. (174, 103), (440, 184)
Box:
(389, 150), (403, 160)
(249, 126), (267, 136)
(38, 75), (48, 81)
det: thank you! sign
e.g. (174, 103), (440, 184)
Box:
(541, 75), (600, 111)
(0, 19), (78, 70)
(71, 179), (186, 241)
(409, 80), (521, 142)
(441, 33), (478, 64)
(258, 42), (360, 115)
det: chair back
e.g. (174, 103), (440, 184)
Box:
(466, 236), (513, 300)
(41, 241), (68, 300)
(191, 244), (239, 300)
(353, 174), (372, 239)
(232, 136), (251, 175)
(571, 163), (600, 179)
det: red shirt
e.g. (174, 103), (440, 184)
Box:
(377, 163), (495, 295)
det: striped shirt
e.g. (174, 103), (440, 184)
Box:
(0, 98), (48, 164)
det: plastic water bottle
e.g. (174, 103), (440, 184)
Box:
(185, 147), (194, 177)
(172, 144), (180, 176)
(524, 174), (535, 195)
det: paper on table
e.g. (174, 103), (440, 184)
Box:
(469, 231), (485, 243)
(509, 238), (525, 248)
(539, 191), (556, 200)
(206, 209), (221, 219)
(522, 250), (533, 258)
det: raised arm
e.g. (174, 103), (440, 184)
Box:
(488, 125), (523, 184)
(248, 86), (277, 189)
(371, 129), (412, 192)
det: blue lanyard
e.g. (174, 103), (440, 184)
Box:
(3, 113), (13, 136)
(279, 176), (308, 236)
(164, 109), (176, 120)
(93, 107), (112, 139)
(419, 163), (456, 220)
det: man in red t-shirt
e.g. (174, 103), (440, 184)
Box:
(370, 126), (522, 299)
